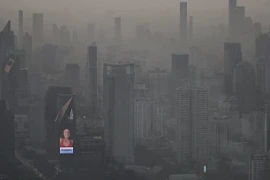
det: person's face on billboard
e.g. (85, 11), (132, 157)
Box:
(63, 129), (70, 138)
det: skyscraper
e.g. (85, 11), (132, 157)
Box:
(224, 42), (242, 95)
(176, 86), (208, 164)
(52, 24), (59, 45)
(88, 43), (98, 115)
(189, 16), (193, 42)
(180, 2), (188, 45)
(44, 86), (72, 159)
(114, 17), (122, 46)
(18, 10), (23, 49)
(171, 54), (189, 116)
(103, 63), (135, 163)
(62, 64), (80, 94)
(229, 0), (237, 38)
(134, 84), (153, 145)
(32, 13), (43, 48)
(234, 62), (256, 114)
(255, 32), (270, 59)
(253, 22), (262, 38)
(256, 57), (270, 100)
(22, 32), (32, 69)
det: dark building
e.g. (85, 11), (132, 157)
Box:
(22, 32), (32, 69)
(42, 44), (58, 74)
(52, 24), (59, 45)
(234, 62), (256, 114)
(32, 13), (43, 49)
(77, 129), (105, 171)
(253, 22), (262, 38)
(114, 17), (122, 46)
(180, 2), (188, 46)
(44, 86), (72, 160)
(88, 43), (98, 115)
(255, 32), (270, 59)
(18, 10), (23, 49)
(224, 42), (242, 96)
(170, 54), (189, 117)
(62, 64), (80, 94)
(256, 57), (270, 103)
(0, 100), (15, 161)
(189, 16), (193, 41)
(59, 26), (71, 47)
(229, 0), (237, 39)
(103, 63), (135, 163)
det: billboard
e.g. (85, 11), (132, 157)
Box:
(59, 109), (74, 154)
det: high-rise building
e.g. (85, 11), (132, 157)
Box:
(88, 43), (98, 115)
(249, 153), (270, 180)
(41, 44), (58, 74)
(22, 32), (32, 69)
(32, 13), (43, 48)
(59, 26), (70, 46)
(189, 16), (193, 42)
(253, 22), (262, 38)
(114, 17), (122, 46)
(171, 54), (189, 116)
(52, 24), (59, 45)
(256, 57), (270, 101)
(134, 83), (153, 145)
(180, 2), (188, 45)
(44, 86), (72, 159)
(62, 64), (80, 94)
(234, 62), (256, 114)
(103, 63), (135, 164)
(255, 32), (270, 59)
(224, 42), (242, 95)
(176, 86), (208, 164)
(229, 0), (237, 38)
(18, 10), (23, 49)
(148, 68), (169, 102)
(0, 100), (15, 161)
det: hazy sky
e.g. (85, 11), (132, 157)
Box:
(0, 0), (269, 35)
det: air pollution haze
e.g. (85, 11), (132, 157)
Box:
(1, 0), (270, 179)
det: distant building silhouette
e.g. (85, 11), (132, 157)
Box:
(52, 24), (59, 45)
(224, 42), (242, 96)
(32, 13), (43, 48)
(62, 63), (80, 94)
(103, 63), (135, 164)
(88, 43), (98, 116)
(180, 2), (188, 47)
(234, 61), (256, 114)
(114, 17), (122, 47)
(18, 10), (23, 49)
(256, 32), (270, 59)
(22, 32), (32, 69)
(253, 22), (262, 38)
(189, 16), (193, 42)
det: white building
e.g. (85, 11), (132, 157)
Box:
(134, 84), (153, 145)
(176, 86), (208, 164)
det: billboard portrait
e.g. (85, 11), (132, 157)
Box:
(59, 128), (73, 154)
